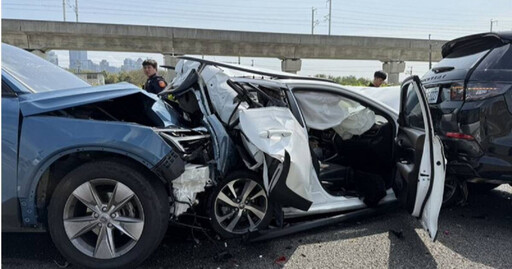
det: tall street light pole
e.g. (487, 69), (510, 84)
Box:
(62, 0), (66, 21)
(328, 0), (332, 35)
(75, 0), (78, 22)
(311, 7), (315, 35)
(490, 19), (498, 32)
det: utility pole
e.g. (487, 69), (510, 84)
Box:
(311, 7), (315, 35)
(328, 0), (332, 35)
(311, 7), (320, 35)
(62, 0), (66, 21)
(490, 19), (498, 32)
(428, 34), (432, 69)
(75, 0), (78, 22)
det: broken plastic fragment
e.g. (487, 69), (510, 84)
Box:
(171, 164), (210, 216)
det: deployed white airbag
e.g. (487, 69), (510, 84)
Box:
(294, 91), (376, 139)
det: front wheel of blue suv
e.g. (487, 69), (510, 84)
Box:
(48, 159), (169, 269)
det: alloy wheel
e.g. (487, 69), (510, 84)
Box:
(214, 178), (268, 235)
(62, 178), (144, 259)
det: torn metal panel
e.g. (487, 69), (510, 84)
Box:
(239, 107), (313, 208)
(200, 65), (249, 125)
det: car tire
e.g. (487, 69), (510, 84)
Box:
(442, 176), (467, 207)
(207, 171), (273, 238)
(48, 159), (169, 269)
(468, 182), (501, 194)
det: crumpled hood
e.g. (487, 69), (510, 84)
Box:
(19, 82), (150, 116)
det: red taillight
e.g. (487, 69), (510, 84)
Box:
(465, 83), (511, 101)
(445, 132), (474, 140)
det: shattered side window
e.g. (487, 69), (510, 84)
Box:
(1, 43), (89, 93)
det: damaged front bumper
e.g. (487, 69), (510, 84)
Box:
(154, 128), (217, 217)
(152, 150), (186, 183)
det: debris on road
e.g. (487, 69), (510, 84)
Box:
(53, 259), (69, 268)
(213, 251), (233, 262)
(274, 256), (287, 266)
(390, 229), (404, 239)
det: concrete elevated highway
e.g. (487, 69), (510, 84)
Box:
(2, 19), (447, 83)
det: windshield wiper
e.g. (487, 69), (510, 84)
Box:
(431, 66), (455, 73)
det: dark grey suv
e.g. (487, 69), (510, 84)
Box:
(422, 32), (512, 204)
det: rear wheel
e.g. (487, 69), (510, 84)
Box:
(48, 160), (169, 269)
(208, 171), (273, 238)
(442, 176), (467, 207)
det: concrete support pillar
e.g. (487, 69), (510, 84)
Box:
(163, 54), (180, 82)
(382, 61), (405, 85)
(281, 58), (302, 74)
(29, 49), (47, 58)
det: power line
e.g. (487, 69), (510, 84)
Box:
(3, 2), (507, 31)
(5, 5), (495, 35)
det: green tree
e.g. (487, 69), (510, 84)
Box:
(103, 71), (119, 84)
(314, 74), (389, 86)
(104, 69), (171, 88)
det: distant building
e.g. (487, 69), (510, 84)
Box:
(69, 50), (89, 71)
(75, 72), (105, 86)
(100, 59), (109, 70)
(99, 59), (121, 73)
(86, 59), (101, 72)
(121, 57), (144, 71)
(47, 51), (59, 66)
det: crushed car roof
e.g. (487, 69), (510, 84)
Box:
(178, 56), (333, 83)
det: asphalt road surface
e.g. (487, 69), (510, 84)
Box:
(3, 185), (512, 269)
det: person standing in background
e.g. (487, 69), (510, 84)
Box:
(368, 71), (387, 87)
(142, 59), (167, 94)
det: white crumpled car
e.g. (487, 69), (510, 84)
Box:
(161, 57), (446, 242)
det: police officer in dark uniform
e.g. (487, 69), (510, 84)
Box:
(142, 59), (167, 94)
(369, 70), (387, 87)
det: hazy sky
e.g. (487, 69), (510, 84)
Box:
(3, 0), (512, 80)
